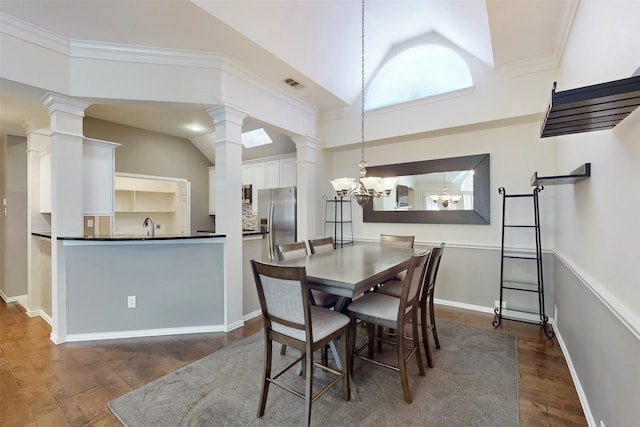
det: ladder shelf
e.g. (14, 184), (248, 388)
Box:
(493, 186), (554, 339)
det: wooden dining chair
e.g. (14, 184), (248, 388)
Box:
(379, 234), (415, 285)
(347, 251), (429, 404)
(308, 237), (334, 254)
(251, 260), (350, 426)
(378, 243), (445, 367)
(276, 241), (339, 359)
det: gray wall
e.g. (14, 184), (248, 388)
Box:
(1, 135), (28, 299)
(554, 256), (640, 426)
(84, 117), (214, 234)
(64, 240), (225, 334)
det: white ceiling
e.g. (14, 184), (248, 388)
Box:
(0, 0), (577, 155)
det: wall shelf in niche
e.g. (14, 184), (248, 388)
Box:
(530, 163), (591, 186)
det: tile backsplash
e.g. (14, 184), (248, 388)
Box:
(242, 204), (257, 230)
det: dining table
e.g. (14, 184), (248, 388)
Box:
(276, 242), (418, 313)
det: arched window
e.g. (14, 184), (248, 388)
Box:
(365, 44), (473, 111)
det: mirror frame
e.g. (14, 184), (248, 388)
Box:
(363, 153), (490, 224)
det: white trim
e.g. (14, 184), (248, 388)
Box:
(434, 297), (555, 325)
(0, 291), (28, 304)
(554, 250), (640, 341)
(69, 39), (223, 69)
(115, 171), (188, 183)
(553, 305), (597, 427)
(61, 324), (228, 343)
(0, 12), (69, 55)
(25, 308), (53, 326)
(243, 310), (262, 322)
(225, 319), (245, 332)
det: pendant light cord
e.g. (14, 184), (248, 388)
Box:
(360, 0), (366, 163)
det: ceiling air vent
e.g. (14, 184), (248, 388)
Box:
(283, 78), (304, 89)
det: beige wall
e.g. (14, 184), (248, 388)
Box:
(84, 117), (214, 233)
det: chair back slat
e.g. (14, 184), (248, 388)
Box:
(276, 241), (308, 261)
(422, 243), (445, 299)
(309, 237), (334, 254)
(380, 234), (414, 249)
(405, 250), (431, 306)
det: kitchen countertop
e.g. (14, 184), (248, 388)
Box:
(31, 230), (267, 240)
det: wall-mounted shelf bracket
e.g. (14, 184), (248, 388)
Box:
(530, 163), (591, 186)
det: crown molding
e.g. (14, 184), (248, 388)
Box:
(68, 39), (224, 68)
(502, 0), (578, 77)
(0, 12), (69, 55)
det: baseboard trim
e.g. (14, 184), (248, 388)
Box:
(62, 324), (227, 343)
(0, 291), (28, 305)
(434, 298), (555, 325)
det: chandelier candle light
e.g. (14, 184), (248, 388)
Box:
(330, 0), (395, 207)
(430, 173), (461, 208)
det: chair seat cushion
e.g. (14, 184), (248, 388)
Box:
(348, 292), (400, 329)
(272, 306), (350, 343)
(377, 280), (402, 298)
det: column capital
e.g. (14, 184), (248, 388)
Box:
(292, 134), (320, 149)
(40, 93), (91, 116)
(206, 103), (249, 127)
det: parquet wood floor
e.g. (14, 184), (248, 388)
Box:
(0, 301), (586, 426)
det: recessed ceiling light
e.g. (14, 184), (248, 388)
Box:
(242, 128), (273, 148)
(186, 123), (205, 132)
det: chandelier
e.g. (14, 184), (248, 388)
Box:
(430, 173), (461, 208)
(330, 0), (395, 207)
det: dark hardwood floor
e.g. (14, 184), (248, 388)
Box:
(0, 300), (587, 426)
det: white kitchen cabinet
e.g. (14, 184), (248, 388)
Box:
(280, 156), (297, 188)
(115, 176), (178, 212)
(241, 165), (252, 185)
(208, 166), (216, 214)
(265, 160), (280, 188)
(251, 163), (266, 214)
(39, 148), (51, 213)
(83, 138), (119, 215)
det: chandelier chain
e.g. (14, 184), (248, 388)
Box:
(361, 0), (365, 163)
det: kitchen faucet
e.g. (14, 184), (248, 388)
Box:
(143, 216), (155, 237)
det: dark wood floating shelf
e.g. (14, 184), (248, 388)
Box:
(531, 163), (591, 186)
(540, 75), (640, 138)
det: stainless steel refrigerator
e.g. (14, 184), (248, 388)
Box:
(258, 187), (297, 261)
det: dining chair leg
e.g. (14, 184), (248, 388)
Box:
(412, 312), (426, 376)
(397, 326), (412, 404)
(340, 331), (351, 401)
(280, 344), (287, 355)
(366, 323), (375, 359)
(429, 298), (441, 349)
(258, 338), (273, 417)
(350, 313), (357, 375)
(421, 305), (434, 368)
(304, 348), (314, 427)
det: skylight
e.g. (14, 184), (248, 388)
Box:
(365, 44), (473, 111)
(242, 128), (273, 148)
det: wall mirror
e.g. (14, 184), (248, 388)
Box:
(363, 153), (490, 224)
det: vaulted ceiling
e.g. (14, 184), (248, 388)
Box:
(0, 0), (578, 145)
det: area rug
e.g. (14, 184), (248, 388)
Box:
(108, 321), (518, 426)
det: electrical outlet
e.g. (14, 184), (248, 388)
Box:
(87, 219), (94, 227)
(127, 295), (136, 308)
(494, 300), (507, 309)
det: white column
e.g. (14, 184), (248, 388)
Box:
(206, 103), (247, 331)
(41, 93), (90, 343)
(292, 135), (320, 242)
